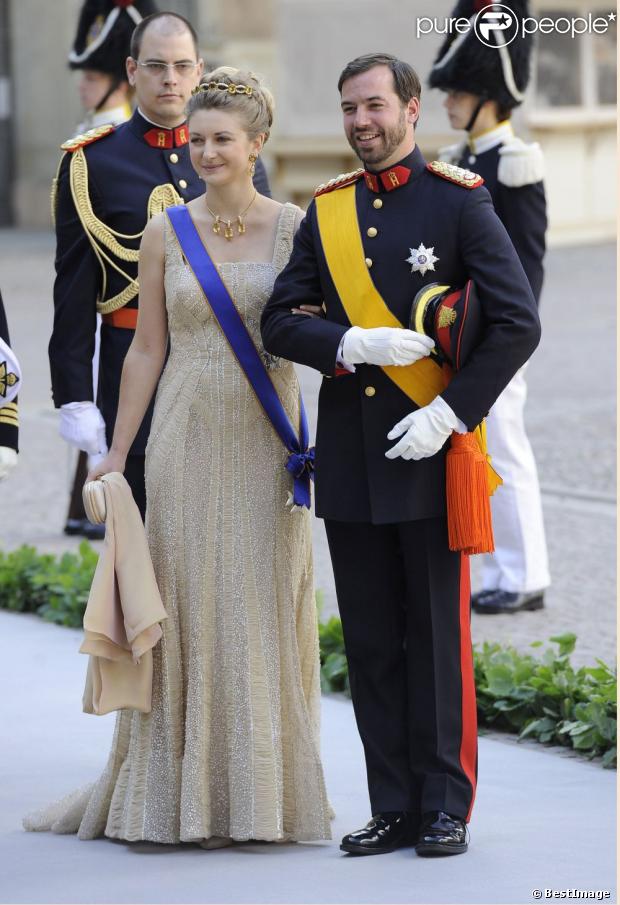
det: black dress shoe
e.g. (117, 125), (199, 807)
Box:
(340, 812), (411, 855)
(470, 588), (496, 607)
(415, 811), (468, 857)
(64, 518), (87, 536)
(82, 521), (106, 541)
(473, 588), (544, 614)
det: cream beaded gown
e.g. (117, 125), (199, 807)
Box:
(24, 203), (332, 844)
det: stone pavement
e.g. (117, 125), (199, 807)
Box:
(2, 609), (616, 905)
(0, 230), (615, 667)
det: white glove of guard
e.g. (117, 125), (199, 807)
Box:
(385, 395), (460, 461)
(59, 402), (108, 456)
(342, 326), (435, 367)
(0, 447), (17, 480)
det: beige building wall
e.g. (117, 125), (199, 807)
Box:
(6, 0), (616, 243)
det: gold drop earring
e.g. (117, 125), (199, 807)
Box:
(248, 153), (257, 177)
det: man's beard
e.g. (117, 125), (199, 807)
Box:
(347, 108), (408, 169)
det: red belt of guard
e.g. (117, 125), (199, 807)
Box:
(102, 308), (138, 329)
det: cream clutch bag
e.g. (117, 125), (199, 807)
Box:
(82, 480), (107, 525)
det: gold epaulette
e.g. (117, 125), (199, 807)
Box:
(60, 132), (182, 315)
(60, 123), (115, 153)
(426, 160), (484, 189)
(314, 168), (364, 198)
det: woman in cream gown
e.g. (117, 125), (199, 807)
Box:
(24, 69), (331, 846)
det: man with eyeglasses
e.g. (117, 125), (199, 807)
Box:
(49, 7), (271, 519)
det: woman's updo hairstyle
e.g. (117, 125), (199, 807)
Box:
(187, 67), (275, 143)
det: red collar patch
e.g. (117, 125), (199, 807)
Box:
(363, 165), (412, 193)
(143, 124), (189, 149)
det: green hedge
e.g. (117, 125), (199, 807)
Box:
(1, 547), (616, 767)
(0, 542), (98, 627)
(319, 615), (616, 768)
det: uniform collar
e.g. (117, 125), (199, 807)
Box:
(362, 146), (426, 193)
(130, 108), (190, 148)
(468, 120), (514, 155)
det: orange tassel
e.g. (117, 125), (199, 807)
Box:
(446, 432), (495, 555)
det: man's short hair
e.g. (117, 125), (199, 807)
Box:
(338, 53), (422, 106)
(130, 12), (199, 60)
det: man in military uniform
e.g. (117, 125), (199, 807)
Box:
(50, 10), (270, 518)
(0, 290), (20, 481)
(262, 53), (540, 856)
(430, 0), (551, 615)
(63, 0), (158, 540)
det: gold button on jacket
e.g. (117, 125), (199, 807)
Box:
(373, 198), (383, 209)
(367, 226), (378, 238)
(179, 179), (188, 189)
(170, 153), (179, 164)
(365, 257), (373, 268)
(364, 386), (376, 397)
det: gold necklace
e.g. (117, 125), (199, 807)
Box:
(206, 189), (257, 241)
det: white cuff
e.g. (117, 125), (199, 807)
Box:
(336, 335), (356, 373)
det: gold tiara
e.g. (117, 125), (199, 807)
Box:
(192, 81), (253, 97)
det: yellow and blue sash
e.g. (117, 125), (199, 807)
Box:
(167, 205), (314, 508)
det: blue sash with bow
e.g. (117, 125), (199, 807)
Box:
(167, 205), (314, 508)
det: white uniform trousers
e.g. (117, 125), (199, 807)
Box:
(480, 364), (550, 593)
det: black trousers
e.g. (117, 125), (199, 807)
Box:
(124, 454), (147, 521)
(67, 451), (88, 521)
(67, 452), (146, 521)
(324, 517), (477, 823)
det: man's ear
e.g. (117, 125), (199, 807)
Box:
(126, 56), (137, 87)
(407, 96), (420, 127)
(196, 58), (205, 80)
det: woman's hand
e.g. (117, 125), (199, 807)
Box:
(86, 450), (127, 484)
(291, 304), (325, 318)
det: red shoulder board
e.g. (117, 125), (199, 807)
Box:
(426, 160), (484, 189)
(314, 168), (364, 198)
(60, 123), (115, 153)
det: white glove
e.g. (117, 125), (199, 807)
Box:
(0, 447), (17, 480)
(385, 395), (461, 461)
(59, 402), (108, 456)
(342, 326), (434, 367)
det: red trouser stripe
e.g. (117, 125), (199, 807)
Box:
(459, 552), (478, 821)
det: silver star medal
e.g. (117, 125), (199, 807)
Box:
(406, 243), (438, 276)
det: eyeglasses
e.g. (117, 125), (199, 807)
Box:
(133, 60), (199, 77)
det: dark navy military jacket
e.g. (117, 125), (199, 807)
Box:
(0, 290), (18, 453)
(456, 143), (547, 303)
(49, 109), (270, 455)
(261, 146), (540, 524)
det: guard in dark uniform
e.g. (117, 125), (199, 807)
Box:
(63, 0), (157, 540)
(430, 0), (551, 614)
(0, 290), (20, 480)
(50, 9), (271, 519)
(262, 53), (540, 857)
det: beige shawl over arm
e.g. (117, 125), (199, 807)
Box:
(80, 471), (167, 715)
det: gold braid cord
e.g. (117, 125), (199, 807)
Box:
(68, 148), (183, 314)
(50, 155), (65, 227)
